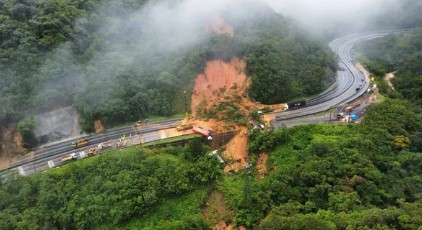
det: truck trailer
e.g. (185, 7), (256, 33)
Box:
(176, 124), (193, 131)
(192, 126), (211, 137)
(60, 153), (78, 163)
(283, 101), (306, 110)
(71, 139), (89, 148)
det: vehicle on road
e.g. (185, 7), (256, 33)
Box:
(176, 124), (193, 131)
(71, 139), (89, 148)
(116, 141), (126, 148)
(88, 147), (99, 156)
(336, 112), (345, 119)
(283, 101), (306, 110)
(60, 153), (78, 163)
(98, 141), (113, 150)
(193, 126), (211, 137)
(134, 120), (143, 128)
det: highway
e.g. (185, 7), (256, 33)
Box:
(271, 31), (391, 128)
(5, 119), (182, 176)
(0, 31), (394, 177)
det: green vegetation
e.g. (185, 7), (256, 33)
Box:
(245, 30), (336, 104)
(0, 0), (336, 141)
(16, 117), (37, 148)
(3, 100), (420, 229)
(2, 1), (420, 229)
(218, 99), (422, 228)
(356, 29), (422, 105)
(124, 189), (208, 229)
(143, 134), (202, 147)
(373, 0), (422, 30)
(0, 142), (223, 229)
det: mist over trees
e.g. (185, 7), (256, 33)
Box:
(0, 0), (336, 137)
(1, 0), (420, 137)
(0, 1), (421, 228)
(356, 29), (422, 106)
(264, 0), (422, 37)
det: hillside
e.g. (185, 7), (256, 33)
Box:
(1, 1), (421, 229)
(0, 0), (335, 154)
(356, 29), (422, 105)
(0, 98), (420, 229)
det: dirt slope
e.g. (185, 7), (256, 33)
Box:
(206, 16), (234, 37)
(0, 125), (25, 170)
(384, 72), (396, 90)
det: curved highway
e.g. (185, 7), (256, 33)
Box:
(271, 31), (392, 127)
(0, 31), (397, 177)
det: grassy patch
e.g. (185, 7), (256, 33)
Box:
(103, 114), (185, 130)
(147, 114), (185, 122)
(123, 189), (208, 229)
(202, 190), (233, 226)
(143, 134), (202, 147)
(268, 146), (299, 172)
(46, 146), (142, 175)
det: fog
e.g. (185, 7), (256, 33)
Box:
(263, 0), (416, 34)
(28, 0), (419, 141)
(32, 0), (420, 111)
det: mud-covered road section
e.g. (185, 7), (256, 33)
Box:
(191, 17), (285, 173)
(191, 57), (283, 173)
(191, 58), (250, 172)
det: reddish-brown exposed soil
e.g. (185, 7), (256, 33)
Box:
(191, 58), (252, 171)
(206, 16), (234, 37)
(94, 120), (104, 134)
(0, 125), (25, 170)
(190, 57), (285, 172)
(256, 153), (268, 179)
(223, 127), (249, 172)
(192, 58), (249, 115)
(202, 191), (234, 230)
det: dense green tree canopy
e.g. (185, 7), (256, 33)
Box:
(0, 143), (222, 229)
(0, 0), (335, 136)
(356, 29), (422, 105)
(218, 98), (422, 228)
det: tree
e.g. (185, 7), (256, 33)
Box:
(16, 117), (37, 148)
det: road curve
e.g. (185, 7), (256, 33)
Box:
(0, 31), (396, 176)
(271, 31), (392, 128)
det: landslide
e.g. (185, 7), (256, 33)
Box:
(188, 4), (337, 172)
(191, 58), (253, 172)
(0, 125), (25, 170)
(0, 0), (335, 155)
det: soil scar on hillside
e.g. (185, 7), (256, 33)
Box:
(191, 58), (250, 172)
(191, 16), (285, 173)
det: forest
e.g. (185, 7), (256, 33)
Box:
(1, 98), (420, 229)
(1, 0), (421, 229)
(0, 140), (221, 229)
(356, 29), (422, 106)
(0, 0), (335, 141)
(220, 98), (422, 228)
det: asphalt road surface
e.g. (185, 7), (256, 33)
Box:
(0, 31), (397, 176)
(5, 119), (182, 175)
(271, 31), (392, 128)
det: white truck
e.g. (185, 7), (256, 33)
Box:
(98, 141), (113, 150)
(60, 153), (78, 163)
